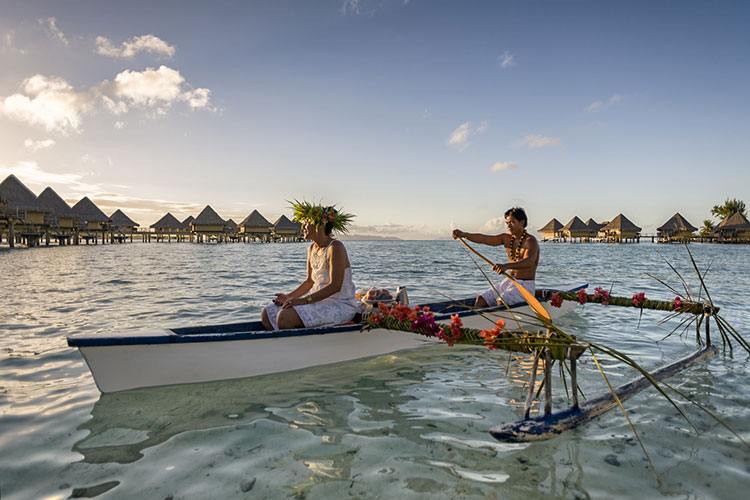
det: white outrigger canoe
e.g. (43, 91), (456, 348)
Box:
(67, 284), (586, 393)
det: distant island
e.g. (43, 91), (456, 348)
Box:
(338, 234), (403, 241)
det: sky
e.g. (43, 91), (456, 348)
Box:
(1, 0), (748, 239)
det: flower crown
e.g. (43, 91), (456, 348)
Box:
(289, 199), (354, 233)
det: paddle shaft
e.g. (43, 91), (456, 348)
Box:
(458, 237), (551, 321)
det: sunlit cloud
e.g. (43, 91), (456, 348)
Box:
(490, 161), (518, 172)
(113, 65), (214, 111)
(0, 75), (92, 135)
(0, 161), (99, 193)
(24, 138), (56, 152)
(513, 135), (561, 148)
(499, 50), (514, 69)
(95, 34), (175, 58)
(480, 217), (506, 233)
(447, 121), (488, 151)
(2, 30), (28, 55)
(586, 93), (624, 112)
(114, 121), (125, 129)
(348, 222), (446, 240)
(38, 17), (68, 46)
(102, 96), (128, 115)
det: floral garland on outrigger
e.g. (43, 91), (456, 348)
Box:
(549, 287), (713, 315)
(289, 199), (354, 233)
(365, 302), (583, 360)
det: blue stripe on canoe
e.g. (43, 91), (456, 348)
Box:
(66, 284), (587, 347)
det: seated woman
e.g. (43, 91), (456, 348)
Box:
(261, 201), (358, 330)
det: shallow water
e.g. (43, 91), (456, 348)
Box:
(1, 241), (748, 499)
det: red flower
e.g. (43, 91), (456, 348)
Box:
(673, 297), (682, 310)
(495, 318), (505, 329)
(593, 287), (610, 306)
(576, 289), (589, 305)
(370, 313), (382, 325)
(378, 302), (390, 314)
(632, 292), (647, 307)
(550, 292), (563, 308)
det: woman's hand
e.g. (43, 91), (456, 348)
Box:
(282, 297), (306, 309)
(273, 293), (289, 306)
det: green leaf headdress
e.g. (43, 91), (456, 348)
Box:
(289, 199), (354, 233)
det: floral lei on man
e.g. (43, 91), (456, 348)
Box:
(289, 200), (355, 233)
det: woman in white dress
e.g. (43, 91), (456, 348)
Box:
(261, 201), (358, 330)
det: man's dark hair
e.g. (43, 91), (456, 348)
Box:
(504, 207), (528, 228)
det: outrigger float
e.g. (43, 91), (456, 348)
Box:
(67, 283), (586, 393)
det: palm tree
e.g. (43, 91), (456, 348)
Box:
(699, 219), (714, 238)
(711, 198), (747, 219)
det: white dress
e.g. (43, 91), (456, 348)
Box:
(263, 241), (358, 330)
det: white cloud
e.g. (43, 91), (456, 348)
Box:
(38, 17), (68, 46)
(513, 135), (561, 149)
(340, 0), (361, 14)
(447, 121), (488, 151)
(499, 50), (514, 69)
(586, 93), (624, 112)
(113, 65), (213, 111)
(0, 75), (91, 135)
(490, 161), (518, 172)
(0, 161), (99, 192)
(95, 34), (175, 58)
(2, 30), (28, 55)
(114, 121), (125, 129)
(480, 217), (506, 233)
(183, 87), (212, 109)
(102, 96), (128, 115)
(23, 138), (56, 152)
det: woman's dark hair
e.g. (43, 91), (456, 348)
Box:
(504, 207), (528, 228)
(324, 220), (334, 235)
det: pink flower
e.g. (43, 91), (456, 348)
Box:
(576, 289), (589, 305)
(673, 297), (682, 310)
(632, 292), (647, 307)
(550, 292), (563, 308)
(593, 286), (610, 306)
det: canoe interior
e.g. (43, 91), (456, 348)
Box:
(67, 284), (587, 347)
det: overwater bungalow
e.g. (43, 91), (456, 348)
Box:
(657, 213), (697, 243)
(71, 197), (111, 244)
(561, 216), (591, 242)
(110, 209), (139, 242)
(150, 213), (183, 242)
(584, 218), (604, 240)
(711, 212), (750, 243)
(599, 214), (642, 243)
(238, 210), (273, 242)
(37, 187), (76, 245)
(224, 218), (241, 242)
(191, 205), (226, 243)
(273, 215), (302, 242)
(538, 218), (563, 241)
(0, 174), (47, 247)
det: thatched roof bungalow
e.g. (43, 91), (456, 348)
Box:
(599, 214), (641, 242)
(584, 218), (604, 238)
(178, 215), (194, 233)
(657, 213), (697, 242)
(150, 213), (182, 232)
(562, 216), (590, 241)
(225, 218), (238, 233)
(37, 187), (75, 229)
(273, 215), (302, 241)
(538, 218), (563, 240)
(239, 210), (273, 239)
(110, 209), (139, 232)
(0, 174), (45, 224)
(191, 206), (226, 241)
(711, 212), (750, 241)
(71, 197), (110, 231)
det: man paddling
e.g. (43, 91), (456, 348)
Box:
(452, 207), (539, 308)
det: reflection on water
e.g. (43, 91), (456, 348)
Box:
(1, 242), (749, 499)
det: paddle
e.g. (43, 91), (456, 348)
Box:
(458, 237), (551, 321)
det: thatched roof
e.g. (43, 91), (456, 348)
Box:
(193, 205), (225, 225)
(37, 187), (74, 217)
(110, 209), (139, 227)
(600, 213), (641, 232)
(239, 209), (273, 228)
(585, 218), (604, 231)
(657, 213), (697, 232)
(180, 215), (194, 229)
(712, 212), (750, 232)
(274, 214), (301, 231)
(562, 216), (588, 232)
(225, 218), (237, 231)
(71, 197), (110, 222)
(150, 212), (182, 229)
(0, 174), (42, 212)
(539, 218), (563, 232)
